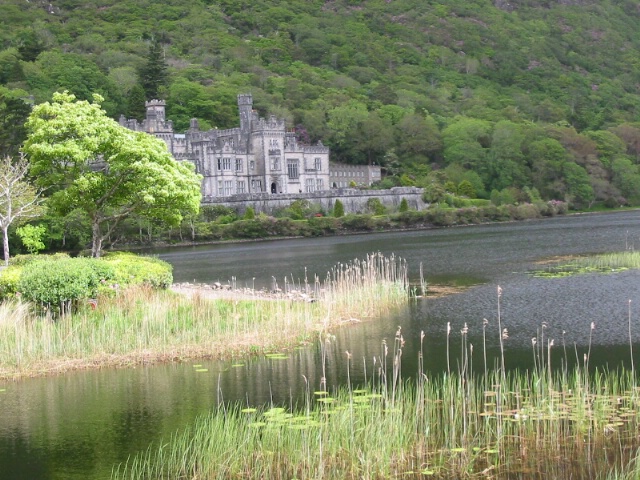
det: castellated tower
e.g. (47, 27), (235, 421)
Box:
(237, 94), (253, 137)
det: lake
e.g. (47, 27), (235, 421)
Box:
(2, 210), (640, 479)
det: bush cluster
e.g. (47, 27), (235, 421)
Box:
(0, 253), (173, 315)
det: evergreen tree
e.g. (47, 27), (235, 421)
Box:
(0, 90), (31, 158)
(333, 199), (344, 218)
(126, 84), (147, 121)
(139, 41), (168, 101)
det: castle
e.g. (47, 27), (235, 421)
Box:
(119, 94), (380, 200)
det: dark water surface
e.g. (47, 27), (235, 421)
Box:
(2, 211), (640, 479)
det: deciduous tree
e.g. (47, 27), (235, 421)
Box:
(0, 155), (45, 265)
(23, 92), (202, 257)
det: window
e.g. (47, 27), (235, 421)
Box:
(222, 158), (231, 170)
(305, 178), (315, 193)
(250, 160), (255, 171)
(224, 180), (233, 196)
(217, 158), (222, 171)
(316, 179), (324, 191)
(314, 158), (322, 171)
(236, 181), (245, 193)
(271, 157), (280, 170)
(235, 158), (243, 172)
(217, 180), (223, 196)
(251, 179), (262, 192)
(287, 159), (299, 179)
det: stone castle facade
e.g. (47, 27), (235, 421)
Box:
(119, 94), (380, 200)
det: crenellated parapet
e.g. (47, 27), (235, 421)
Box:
(302, 144), (330, 154)
(253, 115), (286, 132)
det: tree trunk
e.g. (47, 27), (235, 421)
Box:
(91, 221), (103, 258)
(2, 225), (9, 266)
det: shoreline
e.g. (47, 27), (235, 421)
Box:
(110, 207), (636, 254)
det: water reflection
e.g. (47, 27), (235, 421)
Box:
(3, 211), (640, 479)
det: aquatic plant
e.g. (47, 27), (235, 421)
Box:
(0, 253), (409, 379)
(531, 251), (640, 278)
(111, 343), (640, 480)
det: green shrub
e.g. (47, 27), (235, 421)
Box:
(366, 197), (387, 215)
(422, 183), (446, 203)
(101, 252), (173, 289)
(455, 207), (482, 224)
(457, 179), (476, 198)
(308, 216), (341, 235)
(426, 207), (456, 226)
(217, 214), (236, 224)
(18, 258), (109, 315)
(399, 198), (409, 213)
(392, 210), (427, 227)
(16, 224), (47, 254)
(333, 199), (345, 218)
(199, 205), (237, 222)
(9, 252), (70, 267)
(341, 214), (375, 230)
(0, 266), (22, 299)
(243, 207), (255, 220)
(224, 219), (269, 239)
(512, 203), (541, 220)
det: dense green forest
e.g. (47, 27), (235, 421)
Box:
(2, 0), (640, 207)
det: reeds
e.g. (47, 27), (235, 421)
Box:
(533, 250), (640, 278)
(111, 360), (640, 479)
(111, 283), (640, 480)
(0, 253), (409, 380)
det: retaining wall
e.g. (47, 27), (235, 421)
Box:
(202, 187), (426, 215)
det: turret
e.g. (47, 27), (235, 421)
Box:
(237, 94), (253, 136)
(145, 99), (166, 122)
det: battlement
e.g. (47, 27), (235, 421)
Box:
(237, 93), (253, 107)
(253, 115), (286, 131)
(303, 144), (330, 154)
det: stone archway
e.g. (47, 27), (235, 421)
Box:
(271, 182), (277, 194)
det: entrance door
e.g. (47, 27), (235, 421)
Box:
(271, 182), (277, 194)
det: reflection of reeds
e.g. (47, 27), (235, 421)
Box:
(112, 346), (640, 480)
(0, 253), (409, 380)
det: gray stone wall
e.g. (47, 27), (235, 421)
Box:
(202, 187), (426, 215)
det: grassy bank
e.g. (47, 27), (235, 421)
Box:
(112, 347), (640, 479)
(0, 253), (409, 380)
(532, 250), (640, 278)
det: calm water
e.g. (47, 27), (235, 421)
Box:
(2, 211), (640, 479)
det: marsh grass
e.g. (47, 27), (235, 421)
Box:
(111, 362), (640, 480)
(532, 251), (640, 278)
(111, 283), (640, 480)
(0, 253), (409, 379)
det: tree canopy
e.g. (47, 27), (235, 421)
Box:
(22, 92), (202, 257)
(2, 0), (640, 206)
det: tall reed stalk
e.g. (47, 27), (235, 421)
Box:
(0, 253), (410, 380)
(112, 357), (640, 480)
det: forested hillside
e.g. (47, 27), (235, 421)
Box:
(2, 0), (640, 207)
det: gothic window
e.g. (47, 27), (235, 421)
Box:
(271, 157), (280, 170)
(235, 158), (243, 172)
(224, 180), (233, 196)
(222, 158), (232, 170)
(305, 178), (315, 193)
(251, 179), (263, 192)
(237, 181), (245, 193)
(250, 160), (255, 171)
(217, 158), (222, 171)
(314, 158), (322, 171)
(316, 179), (324, 191)
(217, 180), (223, 196)
(287, 159), (299, 179)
